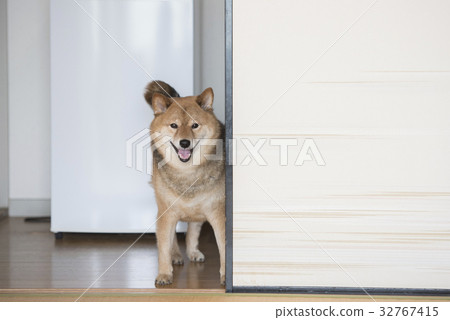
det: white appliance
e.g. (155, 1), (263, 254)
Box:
(50, 0), (193, 233)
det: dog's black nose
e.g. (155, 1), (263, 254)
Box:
(179, 139), (191, 149)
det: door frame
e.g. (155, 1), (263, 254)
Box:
(224, 0), (233, 293)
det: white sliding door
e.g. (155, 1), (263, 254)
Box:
(232, 0), (450, 289)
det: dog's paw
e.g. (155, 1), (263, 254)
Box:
(172, 253), (184, 265)
(220, 274), (225, 286)
(188, 250), (205, 262)
(155, 273), (173, 286)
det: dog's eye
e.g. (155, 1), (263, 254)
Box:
(191, 123), (199, 129)
(170, 123), (178, 129)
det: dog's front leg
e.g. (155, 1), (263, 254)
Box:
(186, 221), (205, 262)
(155, 214), (178, 285)
(209, 214), (226, 286)
(171, 231), (184, 265)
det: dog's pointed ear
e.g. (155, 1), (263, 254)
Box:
(151, 93), (171, 115)
(197, 88), (214, 111)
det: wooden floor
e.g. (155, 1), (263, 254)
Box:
(0, 217), (221, 290)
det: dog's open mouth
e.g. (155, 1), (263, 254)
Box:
(170, 141), (192, 162)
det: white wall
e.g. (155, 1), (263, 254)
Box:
(194, 0), (225, 123)
(0, 0), (8, 209)
(7, 0), (51, 216)
(0, 0), (7, 209)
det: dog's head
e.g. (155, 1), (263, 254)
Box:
(147, 88), (222, 168)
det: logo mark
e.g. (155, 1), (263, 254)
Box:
(126, 128), (152, 174)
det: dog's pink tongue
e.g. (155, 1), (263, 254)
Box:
(178, 149), (191, 160)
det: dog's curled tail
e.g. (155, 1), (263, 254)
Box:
(144, 81), (180, 106)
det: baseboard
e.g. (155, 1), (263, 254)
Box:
(8, 199), (51, 217)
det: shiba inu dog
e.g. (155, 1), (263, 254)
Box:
(144, 81), (225, 286)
